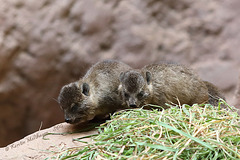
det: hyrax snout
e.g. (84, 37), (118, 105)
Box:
(58, 60), (131, 124)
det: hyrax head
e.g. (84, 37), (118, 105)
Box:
(58, 81), (95, 124)
(118, 70), (151, 108)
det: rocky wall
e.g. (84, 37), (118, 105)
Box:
(0, 0), (240, 146)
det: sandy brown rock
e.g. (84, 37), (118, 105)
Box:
(0, 122), (97, 160)
(0, 0), (240, 146)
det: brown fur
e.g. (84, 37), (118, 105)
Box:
(58, 60), (131, 124)
(119, 63), (210, 108)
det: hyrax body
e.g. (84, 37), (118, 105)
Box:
(58, 60), (131, 124)
(119, 63), (210, 108)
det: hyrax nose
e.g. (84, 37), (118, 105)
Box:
(129, 104), (137, 108)
(65, 118), (72, 123)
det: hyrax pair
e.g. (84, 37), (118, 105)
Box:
(118, 63), (225, 109)
(58, 60), (225, 125)
(58, 60), (131, 124)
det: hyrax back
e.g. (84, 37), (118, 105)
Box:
(58, 60), (131, 124)
(119, 63), (209, 108)
(143, 63), (209, 108)
(83, 60), (132, 111)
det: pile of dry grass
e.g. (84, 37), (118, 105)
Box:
(48, 100), (240, 160)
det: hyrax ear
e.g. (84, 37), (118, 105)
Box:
(146, 71), (151, 85)
(117, 84), (123, 100)
(82, 83), (90, 96)
(118, 84), (122, 92)
(119, 72), (125, 82)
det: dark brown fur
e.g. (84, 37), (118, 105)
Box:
(58, 60), (131, 124)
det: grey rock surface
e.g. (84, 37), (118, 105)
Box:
(0, 0), (239, 146)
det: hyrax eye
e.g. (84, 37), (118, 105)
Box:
(71, 104), (78, 112)
(137, 91), (145, 98)
(124, 92), (130, 98)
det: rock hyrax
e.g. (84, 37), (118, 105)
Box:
(119, 63), (210, 108)
(58, 60), (132, 124)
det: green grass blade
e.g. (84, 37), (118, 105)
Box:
(135, 142), (176, 152)
(156, 121), (215, 151)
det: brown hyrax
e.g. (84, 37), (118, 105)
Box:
(203, 81), (226, 106)
(119, 63), (210, 108)
(58, 60), (131, 124)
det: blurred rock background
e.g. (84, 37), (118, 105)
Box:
(0, 0), (240, 146)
